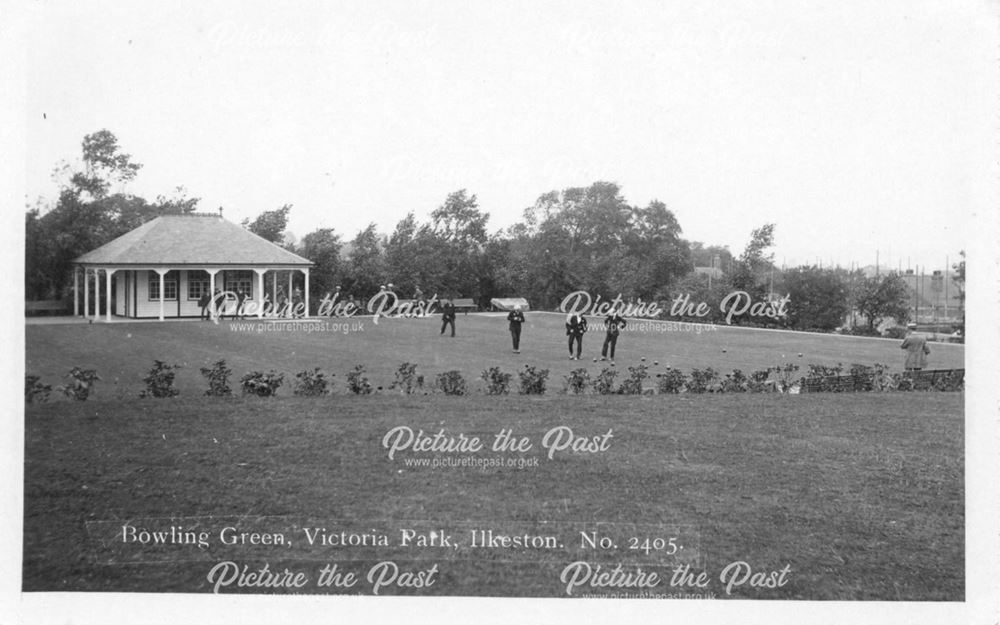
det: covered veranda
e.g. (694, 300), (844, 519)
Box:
(71, 214), (314, 321)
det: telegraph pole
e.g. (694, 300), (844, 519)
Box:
(945, 254), (949, 320)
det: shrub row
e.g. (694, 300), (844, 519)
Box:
(25, 360), (963, 402)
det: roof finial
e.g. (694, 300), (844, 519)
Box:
(218, 206), (224, 218)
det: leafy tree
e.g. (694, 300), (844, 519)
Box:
(625, 200), (691, 300)
(431, 190), (490, 300)
(70, 129), (143, 200)
(24, 130), (204, 300)
(431, 189), (488, 246)
(952, 251), (965, 334)
(854, 273), (910, 331)
(243, 204), (292, 243)
(344, 223), (386, 298)
(781, 266), (850, 331)
(384, 213), (451, 297)
(730, 223), (775, 295)
(298, 228), (343, 301)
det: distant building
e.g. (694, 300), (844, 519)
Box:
(693, 266), (724, 280)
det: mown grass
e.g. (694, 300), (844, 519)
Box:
(25, 313), (965, 400)
(24, 391), (963, 599)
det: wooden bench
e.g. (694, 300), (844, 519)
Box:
(452, 298), (478, 314)
(25, 300), (69, 316)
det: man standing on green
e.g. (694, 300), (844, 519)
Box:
(900, 322), (930, 371)
(441, 299), (457, 337)
(565, 313), (588, 360)
(601, 311), (627, 362)
(507, 305), (525, 353)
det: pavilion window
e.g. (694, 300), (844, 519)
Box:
(187, 270), (210, 300)
(223, 270), (253, 298)
(148, 270), (178, 301)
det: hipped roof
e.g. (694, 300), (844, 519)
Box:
(73, 214), (312, 266)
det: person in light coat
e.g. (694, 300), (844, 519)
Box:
(900, 323), (931, 370)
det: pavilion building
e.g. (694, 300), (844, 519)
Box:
(72, 213), (314, 321)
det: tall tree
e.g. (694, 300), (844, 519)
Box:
(730, 223), (776, 295)
(70, 129), (143, 200)
(781, 266), (850, 331)
(25, 130), (206, 300)
(626, 200), (691, 299)
(384, 213), (450, 297)
(298, 228), (343, 299)
(854, 273), (910, 331)
(344, 223), (386, 299)
(431, 189), (489, 246)
(952, 251), (965, 334)
(243, 204), (292, 244)
(431, 190), (490, 299)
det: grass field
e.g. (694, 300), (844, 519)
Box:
(26, 312), (965, 399)
(22, 314), (965, 600)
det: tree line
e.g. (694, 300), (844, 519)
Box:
(27, 130), (962, 333)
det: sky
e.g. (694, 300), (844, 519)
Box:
(20, 1), (996, 270)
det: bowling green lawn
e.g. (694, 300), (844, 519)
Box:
(23, 313), (965, 599)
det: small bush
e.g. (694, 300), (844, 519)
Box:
(140, 360), (181, 398)
(931, 370), (964, 392)
(294, 368), (331, 396)
(687, 367), (719, 394)
(771, 363), (801, 393)
(58, 367), (100, 401)
(240, 370), (284, 397)
(803, 363), (843, 392)
(564, 368), (590, 395)
(391, 362), (423, 394)
(200, 360), (233, 397)
(25, 375), (51, 404)
(719, 369), (749, 393)
(592, 368), (618, 395)
(847, 363), (875, 391)
(655, 368), (686, 394)
(871, 363), (897, 391)
(346, 364), (373, 395)
(481, 367), (512, 395)
(746, 368), (775, 393)
(617, 364), (649, 395)
(518, 365), (549, 395)
(884, 326), (908, 339)
(436, 370), (468, 396)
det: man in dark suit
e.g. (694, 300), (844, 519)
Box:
(441, 299), (457, 337)
(507, 305), (525, 353)
(198, 291), (211, 321)
(210, 288), (226, 320)
(565, 313), (588, 360)
(601, 312), (627, 362)
(236, 288), (248, 319)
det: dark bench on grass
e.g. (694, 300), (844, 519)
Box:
(452, 298), (478, 314)
(26, 300), (69, 316)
